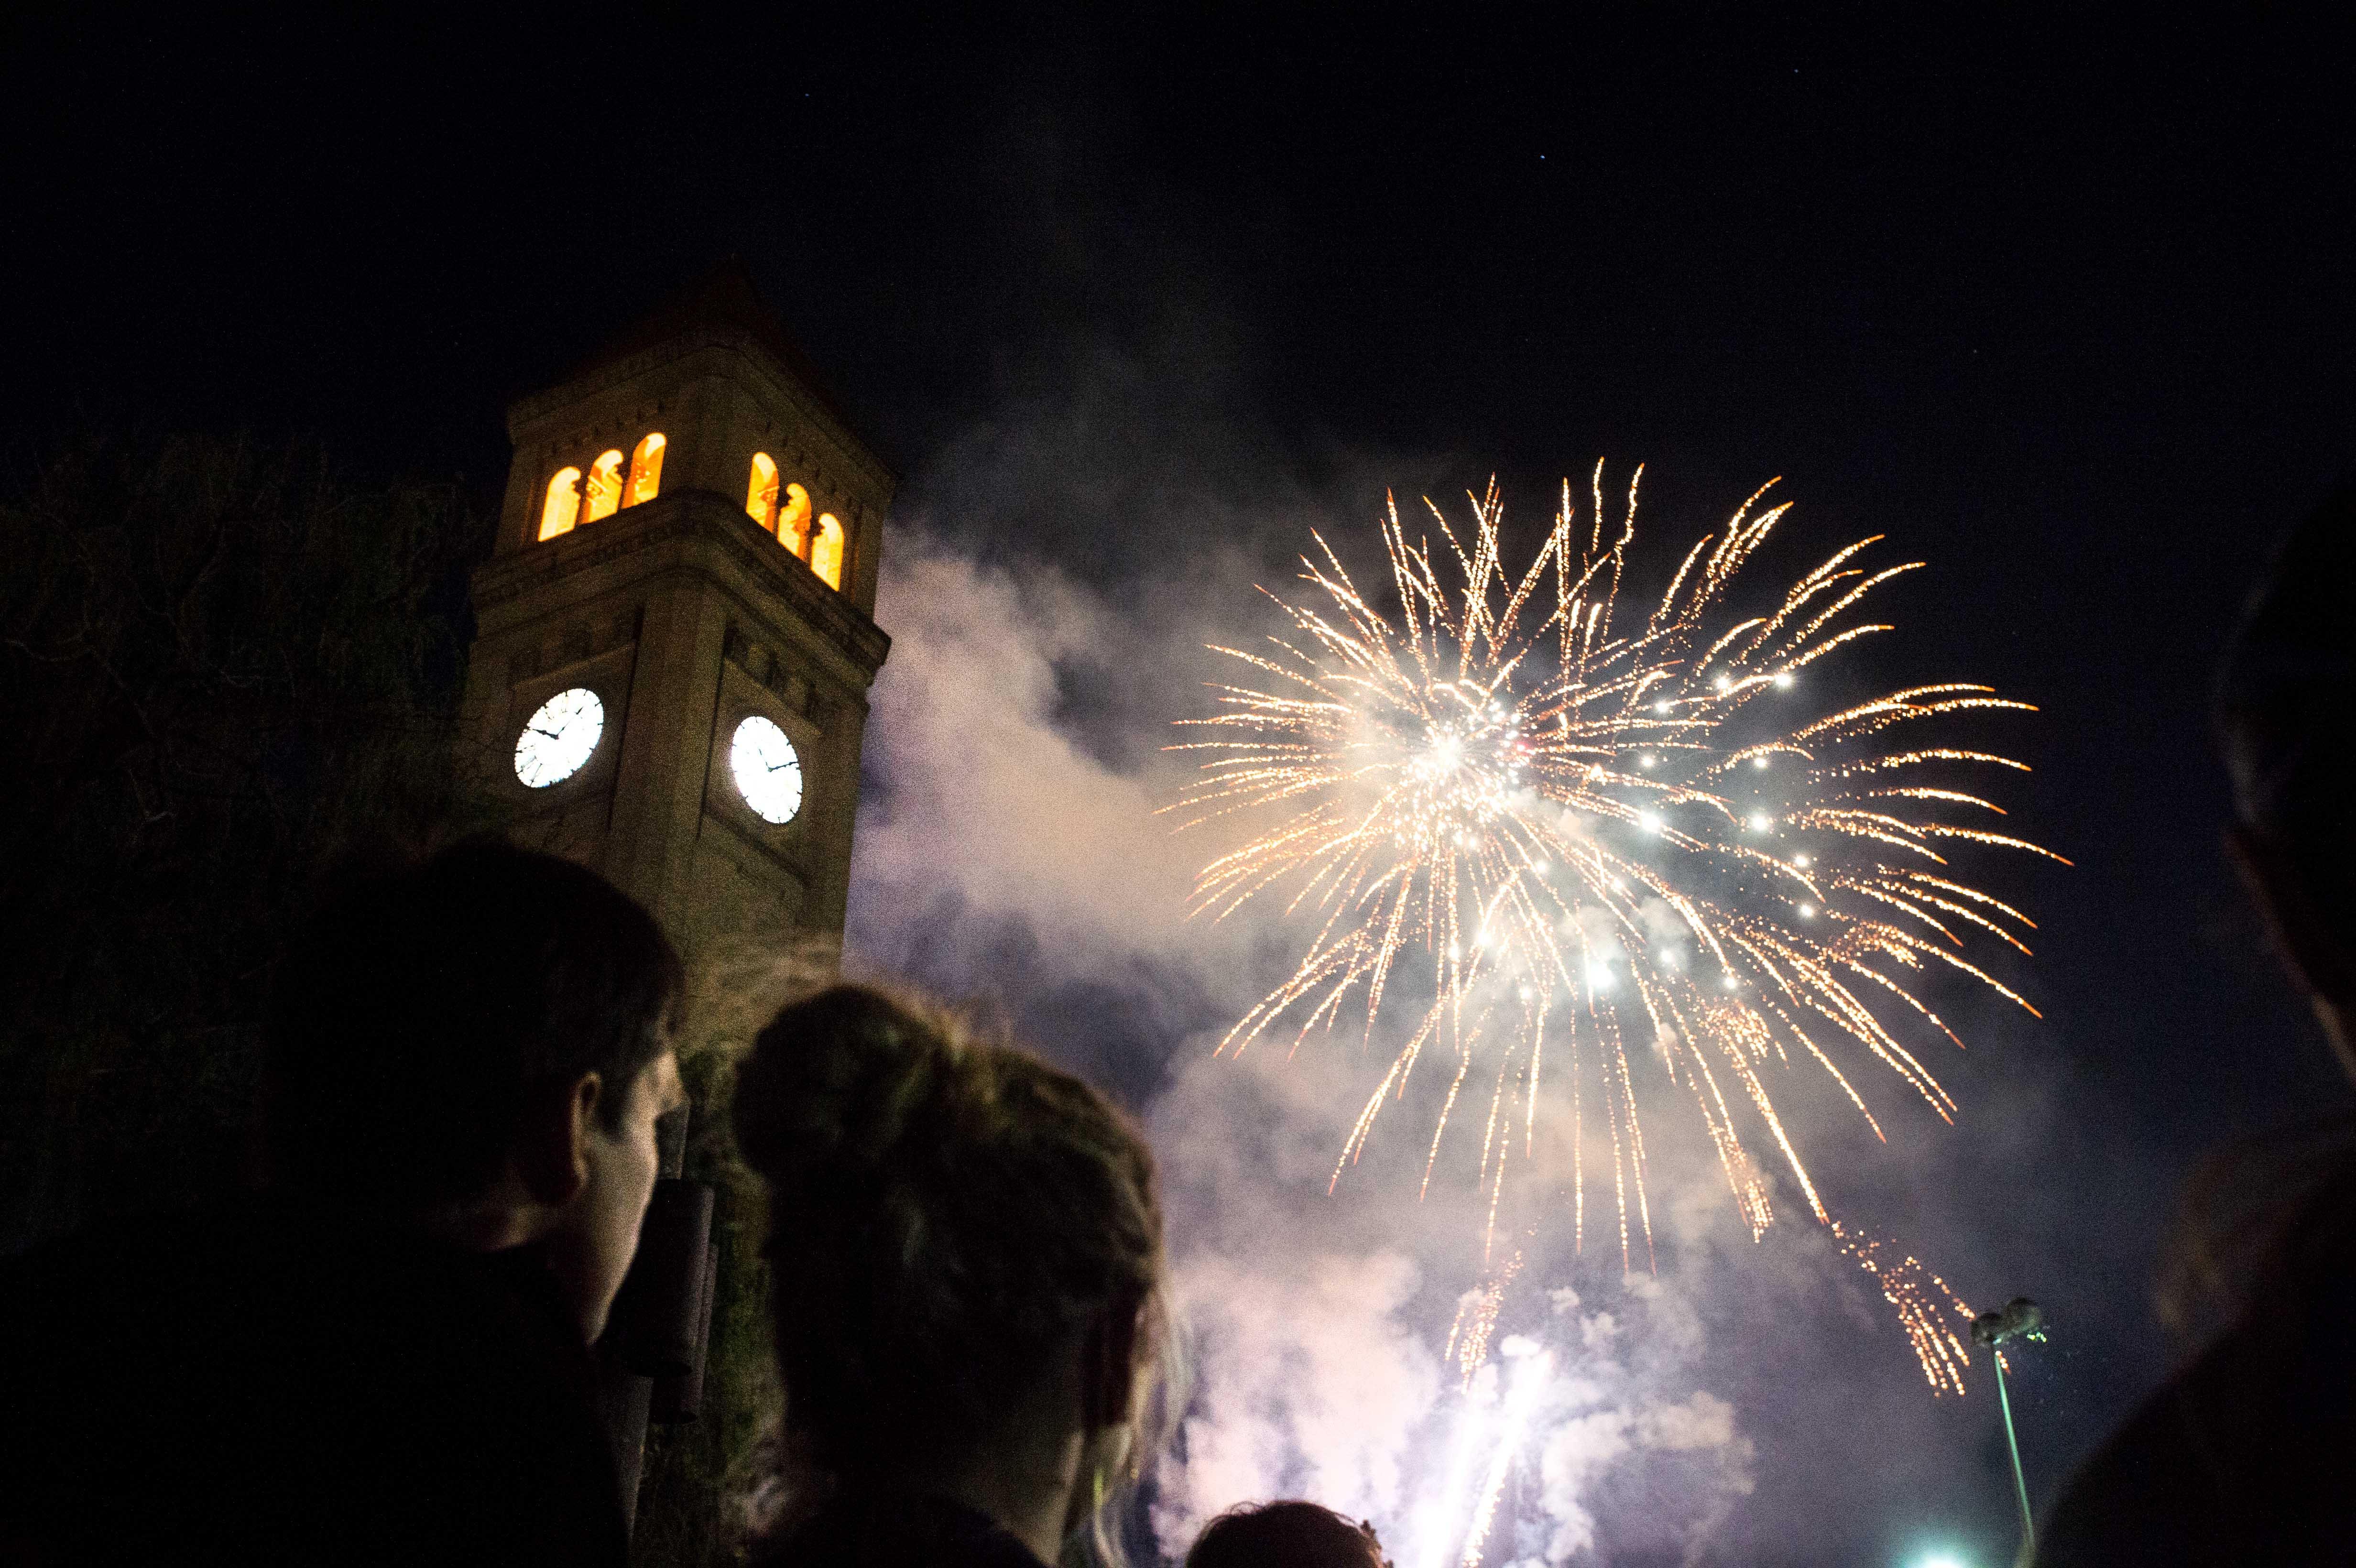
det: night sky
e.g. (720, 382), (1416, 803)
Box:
(12, 8), (2356, 1564)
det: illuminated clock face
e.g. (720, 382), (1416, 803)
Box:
(513, 687), (605, 788)
(730, 715), (804, 825)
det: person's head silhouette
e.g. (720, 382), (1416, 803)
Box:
(1185, 1501), (1391, 1568)
(734, 982), (1166, 1567)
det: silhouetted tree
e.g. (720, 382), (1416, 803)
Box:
(0, 433), (492, 1247)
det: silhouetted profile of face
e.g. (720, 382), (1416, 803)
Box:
(2217, 479), (2356, 1078)
(545, 1050), (685, 1342)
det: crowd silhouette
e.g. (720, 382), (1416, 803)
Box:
(4, 491), (2354, 1567)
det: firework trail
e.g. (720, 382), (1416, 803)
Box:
(1172, 467), (2059, 1391)
(1443, 1253), (1521, 1390)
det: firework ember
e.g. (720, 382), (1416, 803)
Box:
(1173, 467), (2062, 1391)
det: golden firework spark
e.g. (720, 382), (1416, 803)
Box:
(1173, 466), (2060, 1391)
(1442, 1251), (1521, 1390)
(1831, 1223), (1976, 1396)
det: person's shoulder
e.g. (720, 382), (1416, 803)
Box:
(2036, 1370), (2222, 1567)
(2040, 1297), (2356, 1567)
(329, 1239), (628, 1565)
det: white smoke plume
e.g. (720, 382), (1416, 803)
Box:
(1154, 1248), (1441, 1543)
(847, 535), (1219, 970)
(1151, 1254), (1756, 1567)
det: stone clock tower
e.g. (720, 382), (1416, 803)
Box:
(465, 263), (891, 954)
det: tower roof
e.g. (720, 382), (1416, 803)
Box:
(568, 258), (892, 474)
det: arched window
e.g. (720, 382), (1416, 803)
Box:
(812, 513), (846, 590)
(624, 433), (665, 507)
(779, 483), (812, 558)
(539, 466), (582, 541)
(746, 453), (780, 532)
(584, 450), (625, 523)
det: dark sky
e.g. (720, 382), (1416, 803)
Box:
(11, 7), (2356, 1563)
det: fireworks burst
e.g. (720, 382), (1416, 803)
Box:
(1173, 466), (2062, 1391)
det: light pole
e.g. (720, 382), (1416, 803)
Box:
(1970, 1297), (2046, 1563)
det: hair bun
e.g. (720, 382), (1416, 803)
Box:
(732, 984), (950, 1187)
(731, 978), (1166, 1509)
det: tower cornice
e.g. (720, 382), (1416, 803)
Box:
(473, 491), (891, 684)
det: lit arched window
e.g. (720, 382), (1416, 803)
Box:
(584, 450), (625, 523)
(539, 466), (582, 541)
(779, 483), (812, 557)
(624, 433), (665, 508)
(812, 513), (846, 590)
(746, 453), (780, 532)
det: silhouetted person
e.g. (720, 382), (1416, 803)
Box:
(731, 983), (1166, 1568)
(1186, 1502), (1392, 1568)
(2036, 484), (2356, 1564)
(0, 838), (684, 1565)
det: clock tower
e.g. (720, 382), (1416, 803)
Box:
(466, 263), (891, 954)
